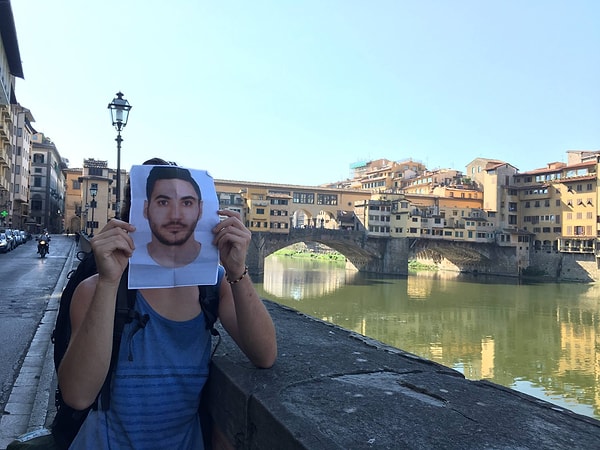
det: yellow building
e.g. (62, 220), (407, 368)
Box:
(215, 179), (370, 234)
(402, 168), (463, 196)
(64, 168), (83, 233)
(514, 158), (598, 254)
(77, 159), (114, 236)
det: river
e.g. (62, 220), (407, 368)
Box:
(254, 255), (600, 421)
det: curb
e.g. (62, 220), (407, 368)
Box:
(0, 242), (77, 449)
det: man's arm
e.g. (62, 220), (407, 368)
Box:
(213, 210), (277, 368)
(57, 220), (136, 410)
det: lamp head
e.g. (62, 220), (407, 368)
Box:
(107, 91), (132, 131)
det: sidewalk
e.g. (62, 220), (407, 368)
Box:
(0, 242), (78, 449)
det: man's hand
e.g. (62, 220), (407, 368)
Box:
(213, 210), (249, 278)
(90, 220), (136, 284)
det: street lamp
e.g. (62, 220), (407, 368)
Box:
(83, 202), (89, 235)
(107, 91), (132, 219)
(89, 185), (98, 237)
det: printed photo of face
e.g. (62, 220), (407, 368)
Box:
(143, 166), (203, 267)
(128, 165), (220, 289)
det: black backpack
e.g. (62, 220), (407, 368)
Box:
(49, 250), (222, 449)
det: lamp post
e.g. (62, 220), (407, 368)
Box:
(84, 202), (89, 235)
(89, 185), (98, 237)
(107, 91), (132, 219)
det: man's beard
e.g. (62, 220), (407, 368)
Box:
(151, 221), (195, 246)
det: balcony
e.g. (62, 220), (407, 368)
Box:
(0, 147), (9, 166)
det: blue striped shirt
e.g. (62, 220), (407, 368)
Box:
(70, 291), (212, 449)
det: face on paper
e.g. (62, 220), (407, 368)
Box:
(144, 178), (203, 246)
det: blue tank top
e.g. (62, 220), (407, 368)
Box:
(70, 290), (213, 450)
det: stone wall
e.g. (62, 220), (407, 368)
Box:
(529, 250), (599, 282)
(205, 301), (600, 449)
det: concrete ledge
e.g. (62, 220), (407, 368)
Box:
(207, 301), (600, 449)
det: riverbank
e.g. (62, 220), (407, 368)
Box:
(273, 243), (346, 262)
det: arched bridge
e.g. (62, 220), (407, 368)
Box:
(245, 231), (521, 279)
(246, 228), (410, 278)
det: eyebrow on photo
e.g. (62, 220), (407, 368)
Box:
(153, 194), (199, 202)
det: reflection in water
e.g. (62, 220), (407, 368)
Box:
(257, 256), (600, 420)
(263, 256), (357, 300)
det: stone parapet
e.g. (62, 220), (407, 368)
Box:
(206, 301), (600, 449)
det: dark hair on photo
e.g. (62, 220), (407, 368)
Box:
(121, 158), (176, 222)
(145, 166), (202, 202)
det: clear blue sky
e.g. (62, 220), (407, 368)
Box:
(10, 0), (599, 186)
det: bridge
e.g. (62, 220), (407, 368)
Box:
(245, 227), (410, 277)
(245, 228), (523, 278)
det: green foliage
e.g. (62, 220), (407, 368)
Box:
(273, 246), (346, 262)
(408, 260), (438, 272)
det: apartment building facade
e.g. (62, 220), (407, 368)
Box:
(511, 157), (600, 255)
(11, 105), (33, 229)
(0, 1), (24, 228)
(30, 133), (66, 233)
(77, 159), (113, 236)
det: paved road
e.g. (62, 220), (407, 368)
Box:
(0, 235), (75, 445)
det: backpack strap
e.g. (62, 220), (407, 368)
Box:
(97, 266), (138, 411)
(199, 265), (224, 355)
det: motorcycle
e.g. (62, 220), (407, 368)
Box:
(37, 237), (49, 258)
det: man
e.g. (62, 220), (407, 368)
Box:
(58, 159), (277, 449)
(143, 165), (203, 267)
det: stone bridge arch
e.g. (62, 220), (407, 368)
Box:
(410, 239), (519, 276)
(246, 228), (409, 278)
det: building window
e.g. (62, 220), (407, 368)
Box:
(317, 194), (338, 205)
(33, 153), (44, 163)
(293, 192), (314, 204)
(34, 177), (42, 187)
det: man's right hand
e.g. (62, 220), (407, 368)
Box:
(90, 220), (136, 284)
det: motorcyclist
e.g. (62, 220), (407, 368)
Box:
(37, 232), (51, 254)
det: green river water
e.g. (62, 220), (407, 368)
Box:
(254, 255), (600, 421)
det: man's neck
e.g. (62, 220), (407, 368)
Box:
(147, 240), (202, 268)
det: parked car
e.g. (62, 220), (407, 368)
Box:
(0, 229), (15, 251)
(12, 229), (22, 246)
(20, 230), (30, 243)
(0, 232), (9, 253)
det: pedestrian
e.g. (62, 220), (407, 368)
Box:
(57, 158), (277, 449)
